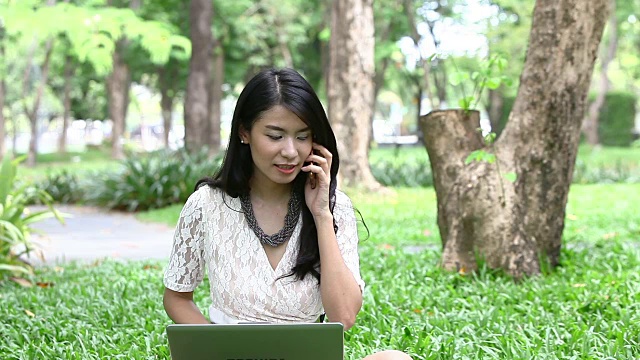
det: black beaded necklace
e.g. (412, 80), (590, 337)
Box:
(240, 191), (302, 247)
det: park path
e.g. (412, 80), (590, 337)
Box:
(25, 205), (175, 265)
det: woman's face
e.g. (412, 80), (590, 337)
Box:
(240, 105), (313, 189)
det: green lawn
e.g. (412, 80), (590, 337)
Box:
(2, 185), (637, 359)
(17, 148), (121, 182)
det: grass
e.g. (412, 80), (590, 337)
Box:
(1, 184), (628, 359)
(17, 147), (121, 182)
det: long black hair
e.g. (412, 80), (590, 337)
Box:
(196, 68), (339, 283)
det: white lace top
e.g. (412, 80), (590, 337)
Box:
(163, 185), (365, 324)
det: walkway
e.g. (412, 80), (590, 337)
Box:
(25, 205), (175, 265)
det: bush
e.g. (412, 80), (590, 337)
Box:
(85, 148), (223, 212)
(34, 170), (85, 204)
(0, 156), (63, 279)
(598, 91), (637, 147)
(572, 158), (640, 184)
(370, 157), (433, 187)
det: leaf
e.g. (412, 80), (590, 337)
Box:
(10, 277), (33, 287)
(483, 153), (497, 164)
(484, 132), (497, 145)
(503, 172), (517, 183)
(449, 72), (469, 86)
(486, 77), (502, 90)
(458, 97), (474, 110)
(426, 53), (438, 62)
(36, 282), (55, 288)
(318, 27), (330, 41)
(465, 150), (484, 165)
(376, 244), (395, 250)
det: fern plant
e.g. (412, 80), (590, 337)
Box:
(0, 156), (64, 278)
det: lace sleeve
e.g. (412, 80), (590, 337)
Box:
(334, 191), (365, 293)
(163, 187), (207, 292)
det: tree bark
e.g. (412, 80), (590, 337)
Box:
(208, 39), (224, 154)
(24, 38), (54, 167)
(404, 0), (437, 110)
(327, 0), (380, 190)
(58, 55), (73, 154)
(487, 88), (504, 135)
(106, 38), (131, 160)
(420, 0), (610, 278)
(184, 0), (213, 153)
(583, 0), (617, 146)
(158, 66), (176, 149)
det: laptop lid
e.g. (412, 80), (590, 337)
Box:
(166, 323), (344, 360)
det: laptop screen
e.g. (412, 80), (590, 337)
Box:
(167, 323), (344, 360)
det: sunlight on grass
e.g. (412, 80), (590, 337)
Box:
(17, 148), (121, 181)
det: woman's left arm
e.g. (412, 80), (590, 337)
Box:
(303, 143), (363, 330)
(315, 213), (363, 330)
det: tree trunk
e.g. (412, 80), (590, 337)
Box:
(404, 0), (437, 110)
(184, 0), (213, 153)
(58, 55), (73, 154)
(0, 41), (5, 158)
(158, 67), (175, 149)
(420, 0), (610, 279)
(433, 62), (448, 107)
(208, 40), (224, 154)
(25, 37), (54, 167)
(487, 88), (505, 135)
(583, 0), (617, 146)
(327, 0), (380, 190)
(106, 38), (131, 160)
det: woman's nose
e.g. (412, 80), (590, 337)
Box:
(280, 138), (297, 158)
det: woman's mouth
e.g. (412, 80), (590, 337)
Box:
(275, 164), (296, 174)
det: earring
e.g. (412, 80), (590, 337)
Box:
(240, 138), (245, 144)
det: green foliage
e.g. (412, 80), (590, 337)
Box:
(0, 2), (191, 77)
(0, 156), (63, 279)
(34, 170), (85, 205)
(598, 91), (637, 147)
(449, 54), (513, 111)
(85, 149), (223, 212)
(370, 156), (433, 188)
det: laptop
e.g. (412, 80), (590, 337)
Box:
(166, 322), (344, 360)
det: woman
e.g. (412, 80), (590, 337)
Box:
(163, 68), (411, 360)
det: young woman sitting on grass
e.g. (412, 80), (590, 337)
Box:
(162, 68), (411, 360)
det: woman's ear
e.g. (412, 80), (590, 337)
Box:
(239, 126), (250, 144)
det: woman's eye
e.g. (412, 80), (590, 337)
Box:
(297, 135), (309, 141)
(267, 135), (282, 140)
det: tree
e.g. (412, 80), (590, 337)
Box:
(183, 0), (213, 153)
(327, 0), (380, 190)
(583, 0), (618, 146)
(23, 0), (57, 167)
(420, 0), (610, 278)
(484, 0), (535, 132)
